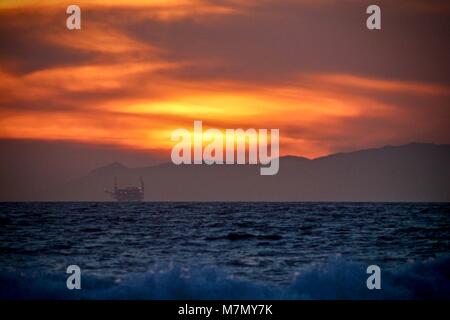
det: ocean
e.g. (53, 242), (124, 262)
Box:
(0, 202), (449, 299)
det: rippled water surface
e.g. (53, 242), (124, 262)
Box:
(1, 202), (448, 286)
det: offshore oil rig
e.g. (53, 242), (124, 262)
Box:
(105, 177), (144, 202)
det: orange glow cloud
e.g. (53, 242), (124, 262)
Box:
(313, 73), (450, 96)
(0, 68), (430, 158)
(0, 0), (449, 160)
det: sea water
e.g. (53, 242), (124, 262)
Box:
(0, 202), (448, 299)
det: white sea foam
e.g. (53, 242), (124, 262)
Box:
(1, 256), (448, 300)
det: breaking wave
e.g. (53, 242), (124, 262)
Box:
(1, 256), (449, 300)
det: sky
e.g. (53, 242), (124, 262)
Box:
(0, 0), (449, 161)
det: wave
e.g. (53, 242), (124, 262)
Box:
(0, 256), (449, 300)
(206, 232), (283, 241)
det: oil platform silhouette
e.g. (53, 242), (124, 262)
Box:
(105, 177), (144, 202)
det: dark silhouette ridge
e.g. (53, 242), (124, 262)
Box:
(0, 139), (165, 201)
(3, 143), (450, 202)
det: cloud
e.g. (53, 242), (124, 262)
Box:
(0, 0), (448, 158)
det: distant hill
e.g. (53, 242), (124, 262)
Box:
(36, 143), (450, 202)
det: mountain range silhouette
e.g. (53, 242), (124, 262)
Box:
(31, 142), (450, 202)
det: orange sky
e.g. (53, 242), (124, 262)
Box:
(0, 0), (449, 159)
